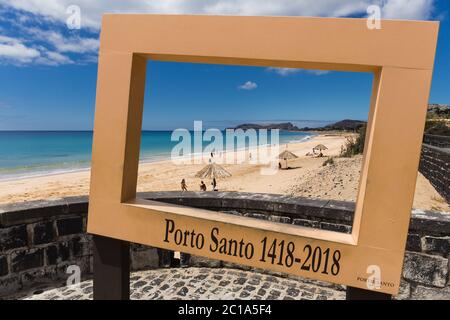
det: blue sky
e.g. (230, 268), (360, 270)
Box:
(0, 0), (449, 130)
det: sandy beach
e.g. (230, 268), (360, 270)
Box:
(0, 134), (448, 212)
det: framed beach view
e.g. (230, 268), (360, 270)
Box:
(87, 14), (438, 295)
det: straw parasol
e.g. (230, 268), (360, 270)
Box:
(313, 144), (328, 154)
(313, 144), (328, 151)
(278, 150), (298, 160)
(278, 150), (298, 169)
(195, 163), (232, 179)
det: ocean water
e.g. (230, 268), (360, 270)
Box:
(0, 130), (314, 180)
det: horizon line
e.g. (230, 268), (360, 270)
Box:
(0, 118), (369, 132)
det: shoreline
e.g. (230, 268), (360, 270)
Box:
(0, 133), (448, 212)
(0, 133), (317, 182)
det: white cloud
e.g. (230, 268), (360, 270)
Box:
(0, 35), (40, 63)
(27, 28), (99, 53)
(238, 81), (258, 90)
(35, 48), (73, 66)
(0, 0), (436, 31)
(0, 35), (73, 65)
(382, 0), (434, 20)
(308, 70), (330, 76)
(267, 67), (330, 76)
(0, 27), (96, 65)
(0, 0), (437, 66)
(267, 68), (301, 76)
(56, 37), (98, 53)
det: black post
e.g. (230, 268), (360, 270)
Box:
(346, 286), (392, 300)
(93, 235), (130, 300)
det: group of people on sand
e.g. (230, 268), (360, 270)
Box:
(181, 178), (218, 192)
(305, 151), (324, 157)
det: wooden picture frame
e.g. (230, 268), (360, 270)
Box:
(88, 14), (438, 295)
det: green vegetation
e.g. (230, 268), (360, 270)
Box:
(424, 119), (450, 136)
(338, 114), (450, 159)
(427, 104), (450, 119)
(339, 124), (366, 157)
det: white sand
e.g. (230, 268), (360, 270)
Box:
(0, 134), (448, 212)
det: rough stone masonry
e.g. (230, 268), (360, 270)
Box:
(1, 192), (449, 299)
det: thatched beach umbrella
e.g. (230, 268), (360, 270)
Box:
(278, 150), (298, 160)
(195, 163), (232, 179)
(313, 144), (328, 154)
(278, 150), (298, 169)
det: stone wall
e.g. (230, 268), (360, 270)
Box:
(1, 192), (449, 299)
(419, 143), (450, 203)
(423, 134), (450, 148)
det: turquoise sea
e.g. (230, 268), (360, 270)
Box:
(0, 130), (316, 181)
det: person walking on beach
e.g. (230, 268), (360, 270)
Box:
(200, 181), (207, 191)
(181, 179), (188, 191)
(212, 177), (218, 191)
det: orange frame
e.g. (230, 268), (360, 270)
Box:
(88, 14), (439, 295)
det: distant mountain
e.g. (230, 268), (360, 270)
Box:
(231, 120), (367, 132)
(231, 122), (301, 131)
(230, 104), (449, 133)
(300, 119), (367, 132)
